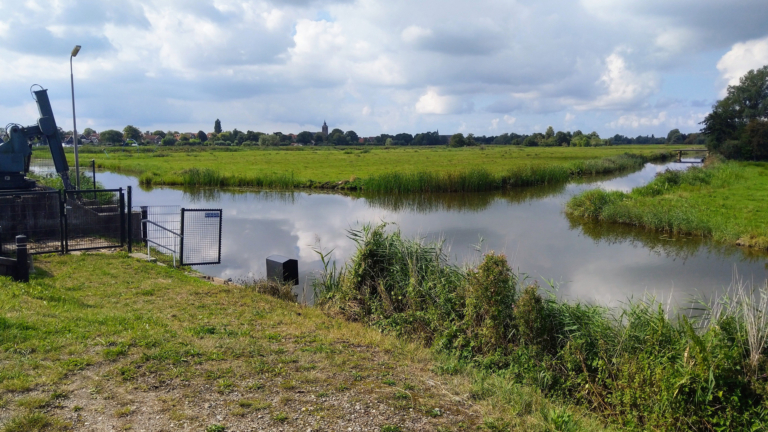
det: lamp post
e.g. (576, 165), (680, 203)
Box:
(70, 45), (81, 190)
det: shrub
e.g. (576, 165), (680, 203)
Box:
(463, 253), (516, 355)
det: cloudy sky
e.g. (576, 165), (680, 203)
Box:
(1, 0), (767, 137)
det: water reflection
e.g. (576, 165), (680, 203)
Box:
(95, 160), (767, 307)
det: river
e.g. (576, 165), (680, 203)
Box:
(96, 159), (767, 306)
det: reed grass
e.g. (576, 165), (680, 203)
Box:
(566, 159), (768, 249)
(362, 153), (665, 193)
(315, 223), (768, 430)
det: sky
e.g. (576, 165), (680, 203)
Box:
(1, 0), (767, 138)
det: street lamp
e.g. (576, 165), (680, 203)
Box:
(70, 45), (81, 190)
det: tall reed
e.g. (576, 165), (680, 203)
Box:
(315, 223), (768, 430)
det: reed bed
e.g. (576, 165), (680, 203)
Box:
(566, 160), (768, 249)
(363, 152), (665, 193)
(140, 168), (301, 190)
(315, 223), (768, 430)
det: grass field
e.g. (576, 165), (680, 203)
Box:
(0, 252), (611, 431)
(566, 158), (768, 250)
(42, 144), (683, 192)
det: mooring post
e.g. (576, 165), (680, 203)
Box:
(15, 235), (29, 283)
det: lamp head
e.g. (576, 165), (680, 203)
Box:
(71, 45), (81, 57)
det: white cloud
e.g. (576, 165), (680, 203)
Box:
(490, 118), (499, 129)
(401, 25), (432, 43)
(565, 112), (575, 123)
(717, 35), (768, 95)
(608, 112), (667, 129)
(577, 52), (659, 110)
(415, 88), (462, 115)
(503, 115), (516, 125)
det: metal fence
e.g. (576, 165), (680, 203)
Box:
(0, 188), (127, 256)
(66, 189), (125, 252)
(0, 190), (64, 255)
(138, 205), (182, 265)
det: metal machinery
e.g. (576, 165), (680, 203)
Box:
(0, 86), (73, 190)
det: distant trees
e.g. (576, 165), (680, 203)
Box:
(344, 130), (359, 144)
(197, 131), (208, 142)
(449, 133), (467, 148)
(296, 131), (313, 144)
(702, 65), (768, 160)
(83, 128), (96, 137)
(100, 129), (123, 144)
(160, 136), (176, 146)
(152, 130), (166, 138)
(123, 125), (141, 141)
(313, 132), (325, 144)
(214, 119), (222, 134)
(258, 134), (281, 146)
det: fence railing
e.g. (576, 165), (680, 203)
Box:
(0, 187), (129, 256)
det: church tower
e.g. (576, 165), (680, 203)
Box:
(322, 121), (328, 137)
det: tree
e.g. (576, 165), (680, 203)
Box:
(344, 130), (359, 144)
(160, 136), (177, 146)
(296, 131), (313, 144)
(197, 131), (208, 142)
(100, 129), (123, 144)
(214, 119), (222, 134)
(385, 137), (394, 146)
(666, 129), (684, 144)
(555, 131), (570, 146)
(123, 125), (142, 141)
(152, 130), (166, 138)
(449, 133), (467, 148)
(258, 134), (281, 146)
(83, 128), (96, 137)
(702, 65), (768, 159)
(545, 126), (555, 139)
(313, 132), (325, 144)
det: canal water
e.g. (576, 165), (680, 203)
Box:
(97, 160), (767, 306)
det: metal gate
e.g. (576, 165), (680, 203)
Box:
(65, 189), (125, 252)
(180, 208), (222, 266)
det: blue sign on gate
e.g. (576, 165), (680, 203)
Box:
(205, 212), (220, 218)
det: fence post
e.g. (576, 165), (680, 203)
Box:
(127, 186), (132, 252)
(140, 206), (148, 243)
(58, 189), (65, 254)
(91, 159), (96, 200)
(15, 235), (29, 282)
(63, 192), (69, 253)
(179, 208), (185, 266)
(119, 188), (126, 247)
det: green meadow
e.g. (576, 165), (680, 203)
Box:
(43, 144), (683, 192)
(567, 158), (768, 249)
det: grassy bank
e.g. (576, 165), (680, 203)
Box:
(566, 159), (768, 249)
(0, 253), (611, 431)
(315, 224), (768, 430)
(43, 145), (680, 192)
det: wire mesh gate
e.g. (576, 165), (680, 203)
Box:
(138, 206), (222, 266)
(0, 188), (126, 255)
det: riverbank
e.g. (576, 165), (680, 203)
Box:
(48, 145), (681, 193)
(0, 252), (609, 431)
(316, 224), (768, 431)
(566, 158), (768, 250)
